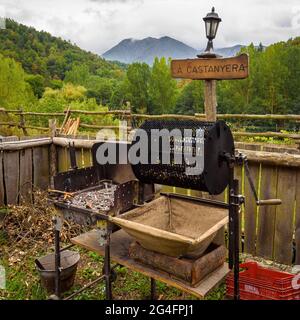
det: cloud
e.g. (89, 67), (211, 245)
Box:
(1, 0), (300, 55)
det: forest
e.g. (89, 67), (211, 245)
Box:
(0, 19), (299, 122)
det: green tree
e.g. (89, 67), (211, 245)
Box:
(85, 76), (114, 105)
(64, 63), (90, 85)
(125, 62), (151, 113)
(149, 57), (178, 114)
(175, 81), (204, 114)
(0, 54), (35, 109)
(25, 74), (45, 98)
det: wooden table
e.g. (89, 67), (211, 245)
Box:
(71, 229), (230, 299)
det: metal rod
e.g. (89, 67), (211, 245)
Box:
(64, 275), (105, 300)
(54, 228), (61, 298)
(150, 278), (156, 300)
(104, 224), (112, 300)
(232, 179), (240, 300)
(228, 166), (234, 270)
(59, 244), (75, 252)
(63, 264), (118, 300)
(160, 192), (229, 209)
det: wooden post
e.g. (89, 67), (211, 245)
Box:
(49, 119), (57, 188)
(204, 80), (217, 122)
(19, 107), (28, 136)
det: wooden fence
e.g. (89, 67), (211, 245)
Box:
(1, 108), (300, 144)
(0, 137), (51, 205)
(1, 134), (300, 266)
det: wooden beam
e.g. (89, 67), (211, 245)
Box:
(67, 109), (130, 115)
(204, 80), (217, 121)
(53, 137), (129, 149)
(237, 149), (300, 167)
(12, 111), (65, 116)
(80, 123), (131, 130)
(0, 138), (52, 151)
(131, 114), (199, 120)
(195, 113), (300, 121)
(233, 131), (300, 139)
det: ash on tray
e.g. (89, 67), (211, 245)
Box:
(67, 183), (117, 211)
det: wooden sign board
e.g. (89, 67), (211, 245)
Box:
(171, 53), (249, 80)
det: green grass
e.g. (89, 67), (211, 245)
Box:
(0, 247), (225, 300)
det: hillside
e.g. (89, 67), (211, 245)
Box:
(0, 19), (123, 80)
(102, 36), (244, 64)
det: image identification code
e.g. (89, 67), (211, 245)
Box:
(105, 304), (193, 318)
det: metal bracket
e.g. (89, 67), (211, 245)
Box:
(230, 192), (245, 206)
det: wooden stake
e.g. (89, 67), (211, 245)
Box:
(19, 107), (28, 136)
(204, 80), (217, 122)
(49, 119), (57, 188)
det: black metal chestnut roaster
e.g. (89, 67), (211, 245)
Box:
(131, 119), (234, 195)
(130, 119), (281, 300)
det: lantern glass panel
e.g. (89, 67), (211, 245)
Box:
(211, 20), (219, 38)
(205, 21), (210, 38)
(205, 20), (211, 38)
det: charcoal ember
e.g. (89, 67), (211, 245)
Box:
(67, 185), (117, 211)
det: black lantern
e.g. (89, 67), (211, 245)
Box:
(198, 7), (222, 58)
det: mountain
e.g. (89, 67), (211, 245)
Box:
(0, 19), (123, 80)
(103, 36), (198, 65)
(102, 36), (244, 64)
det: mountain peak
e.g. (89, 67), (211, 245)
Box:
(103, 36), (244, 65)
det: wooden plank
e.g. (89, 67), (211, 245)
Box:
(295, 170), (300, 265)
(57, 146), (69, 172)
(3, 151), (19, 205)
(0, 138), (52, 151)
(82, 149), (92, 167)
(256, 165), (278, 259)
(244, 162), (260, 255)
(75, 148), (83, 168)
(33, 146), (49, 190)
(0, 152), (4, 206)
(238, 149), (300, 167)
(171, 54), (249, 80)
(19, 148), (33, 203)
(71, 229), (230, 299)
(273, 167), (296, 264)
(129, 241), (226, 287)
(173, 187), (188, 196)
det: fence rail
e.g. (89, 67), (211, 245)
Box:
(1, 108), (300, 143)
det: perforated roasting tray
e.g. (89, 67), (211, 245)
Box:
(110, 195), (228, 258)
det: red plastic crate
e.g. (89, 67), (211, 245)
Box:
(226, 262), (300, 300)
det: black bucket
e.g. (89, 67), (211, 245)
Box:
(36, 250), (80, 294)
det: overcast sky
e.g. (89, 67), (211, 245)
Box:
(0, 0), (299, 55)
